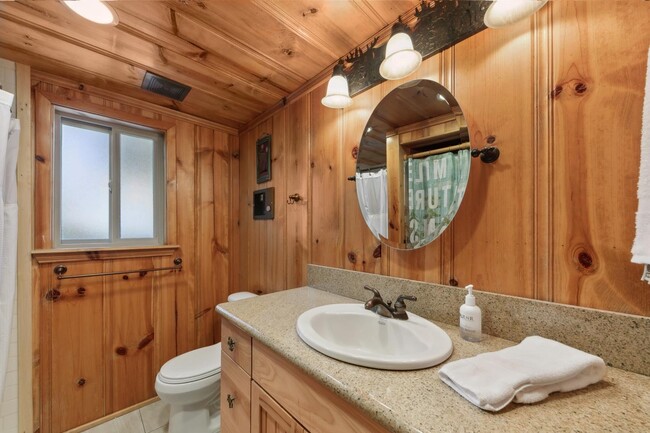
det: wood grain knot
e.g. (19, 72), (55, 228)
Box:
(578, 251), (593, 269)
(351, 146), (359, 159)
(115, 347), (128, 356)
(302, 8), (318, 16)
(449, 278), (459, 286)
(77, 287), (86, 296)
(573, 246), (598, 274)
(35, 155), (45, 163)
(574, 82), (588, 94)
(347, 252), (357, 264)
(77, 378), (86, 387)
(373, 245), (382, 259)
(282, 48), (294, 57)
(550, 85), (563, 99)
(232, 152), (240, 159)
(139, 271), (148, 277)
(122, 275), (129, 280)
(78, 84), (85, 91)
(310, 162), (315, 168)
(45, 289), (61, 302)
(486, 135), (496, 144)
(137, 332), (155, 350)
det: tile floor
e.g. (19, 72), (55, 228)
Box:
(83, 400), (169, 433)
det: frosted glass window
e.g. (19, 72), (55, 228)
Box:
(60, 122), (110, 240)
(54, 112), (165, 247)
(120, 134), (155, 238)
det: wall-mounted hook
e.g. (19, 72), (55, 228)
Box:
(287, 193), (302, 205)
(347, 176), (356, 182)
(471, 146), (500, 164)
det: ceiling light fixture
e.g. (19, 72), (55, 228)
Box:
(321, 59), (353, 109)
(379, 17), (422, 81)
(62, 0), (119, 26)
(484, 0), (548, 29)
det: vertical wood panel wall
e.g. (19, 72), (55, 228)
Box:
(31, 73), (238, 433)
(238, 1), (650, 317)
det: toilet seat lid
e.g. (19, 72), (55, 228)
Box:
(159, 343), (221, 384)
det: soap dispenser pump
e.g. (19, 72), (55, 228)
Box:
(460, 284), (482, 342)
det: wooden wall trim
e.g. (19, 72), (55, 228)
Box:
(16, 62), (34, 433)
(533, 4), (553, 302)
(31, 71), (239, 134)
(32, 245), (180, 264)
(42, 91), (176, 131)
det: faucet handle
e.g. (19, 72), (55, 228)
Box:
(394, 295), (417, 310)
(363, 285), (383, 300)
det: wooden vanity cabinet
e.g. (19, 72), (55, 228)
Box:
(220, 319), (391, 433)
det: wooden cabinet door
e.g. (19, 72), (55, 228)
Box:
(221, 351), (251, 433)
(251, 382), (305, 433)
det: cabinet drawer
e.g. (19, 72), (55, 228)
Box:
(221, 351), (251, 433)
(222, 319), (252, 374)
(252, 341), (391, 433)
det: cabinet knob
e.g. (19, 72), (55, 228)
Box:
(227, 336), (236, 351)
(227, 394), (236, 408)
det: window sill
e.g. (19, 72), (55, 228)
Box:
(32, 245), (180, 264)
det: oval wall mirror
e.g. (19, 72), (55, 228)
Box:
(356, 79), (471, 250)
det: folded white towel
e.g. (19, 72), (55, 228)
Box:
(438, 336), (606, 412)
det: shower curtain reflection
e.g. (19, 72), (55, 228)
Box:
(356, 168), (389, 239)
(406, 149), (470, 249)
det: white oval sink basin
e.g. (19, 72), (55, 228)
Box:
(296, 303), (453, 370)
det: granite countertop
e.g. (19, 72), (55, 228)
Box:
(217, 287), (650, 433)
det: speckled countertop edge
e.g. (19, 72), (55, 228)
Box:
(217, 287), (650, 433)
(307, 265), (650, 376)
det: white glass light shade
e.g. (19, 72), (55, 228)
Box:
(62, 0), (119, 25)
(484, 0), (548, 28)
(321, 75), (352, 109)
(379, 32), (422, 80)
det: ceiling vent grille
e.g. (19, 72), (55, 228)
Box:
(141, 71), (191, 101)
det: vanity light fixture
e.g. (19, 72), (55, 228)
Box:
(484, 0), (548, 29)
(379, 17), (422, 81)
(321, 59), (353, 109)
(62, 0), (119, 26)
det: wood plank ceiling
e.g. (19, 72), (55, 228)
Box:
(0, 0), (419, 130)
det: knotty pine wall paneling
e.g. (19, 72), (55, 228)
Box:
(310, 84), (345, 268)
(32, 74), (237, 433)
(452, 15), (538, 299)
(239, 1), (650, 317)
(285, 95), (311, 288)
(550, 1), (649, 315)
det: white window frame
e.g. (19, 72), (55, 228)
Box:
(53, 109), (166, 248)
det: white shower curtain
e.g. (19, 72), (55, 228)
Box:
(0, 89), (19, 401)
(355, 169), (388, 239)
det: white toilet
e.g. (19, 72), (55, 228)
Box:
(155, 292), (258, 433)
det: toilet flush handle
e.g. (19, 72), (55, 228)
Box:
(227, 394), (236, 408)
(227, 336), (236, 351)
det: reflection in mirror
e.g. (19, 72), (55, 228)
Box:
(356, 79), (471, 250)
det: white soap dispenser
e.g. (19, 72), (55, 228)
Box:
(460, 284), (482, 342)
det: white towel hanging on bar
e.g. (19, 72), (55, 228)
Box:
(632, 47), (650, 283)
